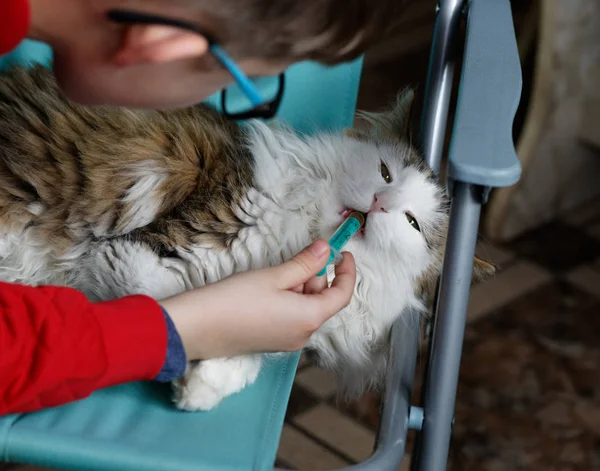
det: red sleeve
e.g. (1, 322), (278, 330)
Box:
(0, 281), (168, 415)
(0, 0), (30, 55)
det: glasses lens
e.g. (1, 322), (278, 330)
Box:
(221, 75), (283, 119)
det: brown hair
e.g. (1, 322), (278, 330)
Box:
(191, 0), (410, 64)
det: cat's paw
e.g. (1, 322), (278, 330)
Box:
(173, 356), (262, 411)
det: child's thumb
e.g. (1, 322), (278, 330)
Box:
(274, 240), (331, 288)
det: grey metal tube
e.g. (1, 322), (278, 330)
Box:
(340, 309), (420, 471)
(275, 310), (420, 471)
(415, 182), (483, 471)
(418, 0), (464, 174)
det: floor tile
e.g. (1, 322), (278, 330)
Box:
(295, 367), (338, 399)
(293, 404), (376, 463)
(507, 221), (600, 272)
(566, 265), (600, 299)
(277, 425), (350, 470)
(285, 384), (321, 421)
(466, 261), (552, 322)
(484, 280), (600, 348)
(333, 391), (382, 432)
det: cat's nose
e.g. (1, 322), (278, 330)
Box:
(369, 195), (388, 213)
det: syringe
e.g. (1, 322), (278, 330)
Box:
(317, 211), (365, 277)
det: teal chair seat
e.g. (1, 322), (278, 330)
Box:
(0, 40), (363, 471)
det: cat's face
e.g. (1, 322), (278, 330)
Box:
(322, 136), (448, 277)
(319, 89), (493, 288)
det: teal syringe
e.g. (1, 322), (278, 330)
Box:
(317, 211), (365, 276)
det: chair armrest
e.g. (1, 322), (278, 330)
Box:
(447, 0), (522, 188)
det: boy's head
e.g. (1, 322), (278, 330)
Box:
(29, 0), (407, 109)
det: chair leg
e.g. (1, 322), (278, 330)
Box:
(413, 182), (485, 471)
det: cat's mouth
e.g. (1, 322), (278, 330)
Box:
(339, 208), (368, 237)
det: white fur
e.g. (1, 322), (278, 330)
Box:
(173, 356), (262, 411)
(118, 164), (166, 234)
(0, 121), (445, 411)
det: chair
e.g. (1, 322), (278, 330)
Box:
(0, 1), (522, 470)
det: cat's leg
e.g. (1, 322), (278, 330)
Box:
(173, 354), (262, 411)
(72, 239), (189, 301)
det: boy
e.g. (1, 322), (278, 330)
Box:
(0, 0), (405, 415)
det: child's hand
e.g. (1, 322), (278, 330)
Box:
(160, 240), (356, 360)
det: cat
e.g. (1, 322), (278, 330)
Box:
(0, 65), (495, 411)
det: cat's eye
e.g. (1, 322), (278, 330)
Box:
(380, 162), (392, 184)
(405, 212), (420, 232)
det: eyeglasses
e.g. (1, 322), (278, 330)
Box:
(106, 9), (285, 120)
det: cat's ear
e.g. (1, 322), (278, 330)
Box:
(472, 256), (496, 283)
(389, 88), (415, 137)
(355, 88), (415, 140)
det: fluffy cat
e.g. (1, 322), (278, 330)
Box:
(0, 65), (494, 411)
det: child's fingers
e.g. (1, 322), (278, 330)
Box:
(330, 252), (356, 292)
(272, 240), (330, 289)
(304, 274), (328, 294)
(307, 253), (356, 320)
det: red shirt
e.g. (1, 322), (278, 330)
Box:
(0, 283), (169, 414)
(0, 0), (30, 55)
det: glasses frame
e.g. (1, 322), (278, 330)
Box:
(106, 9), (285, 120)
